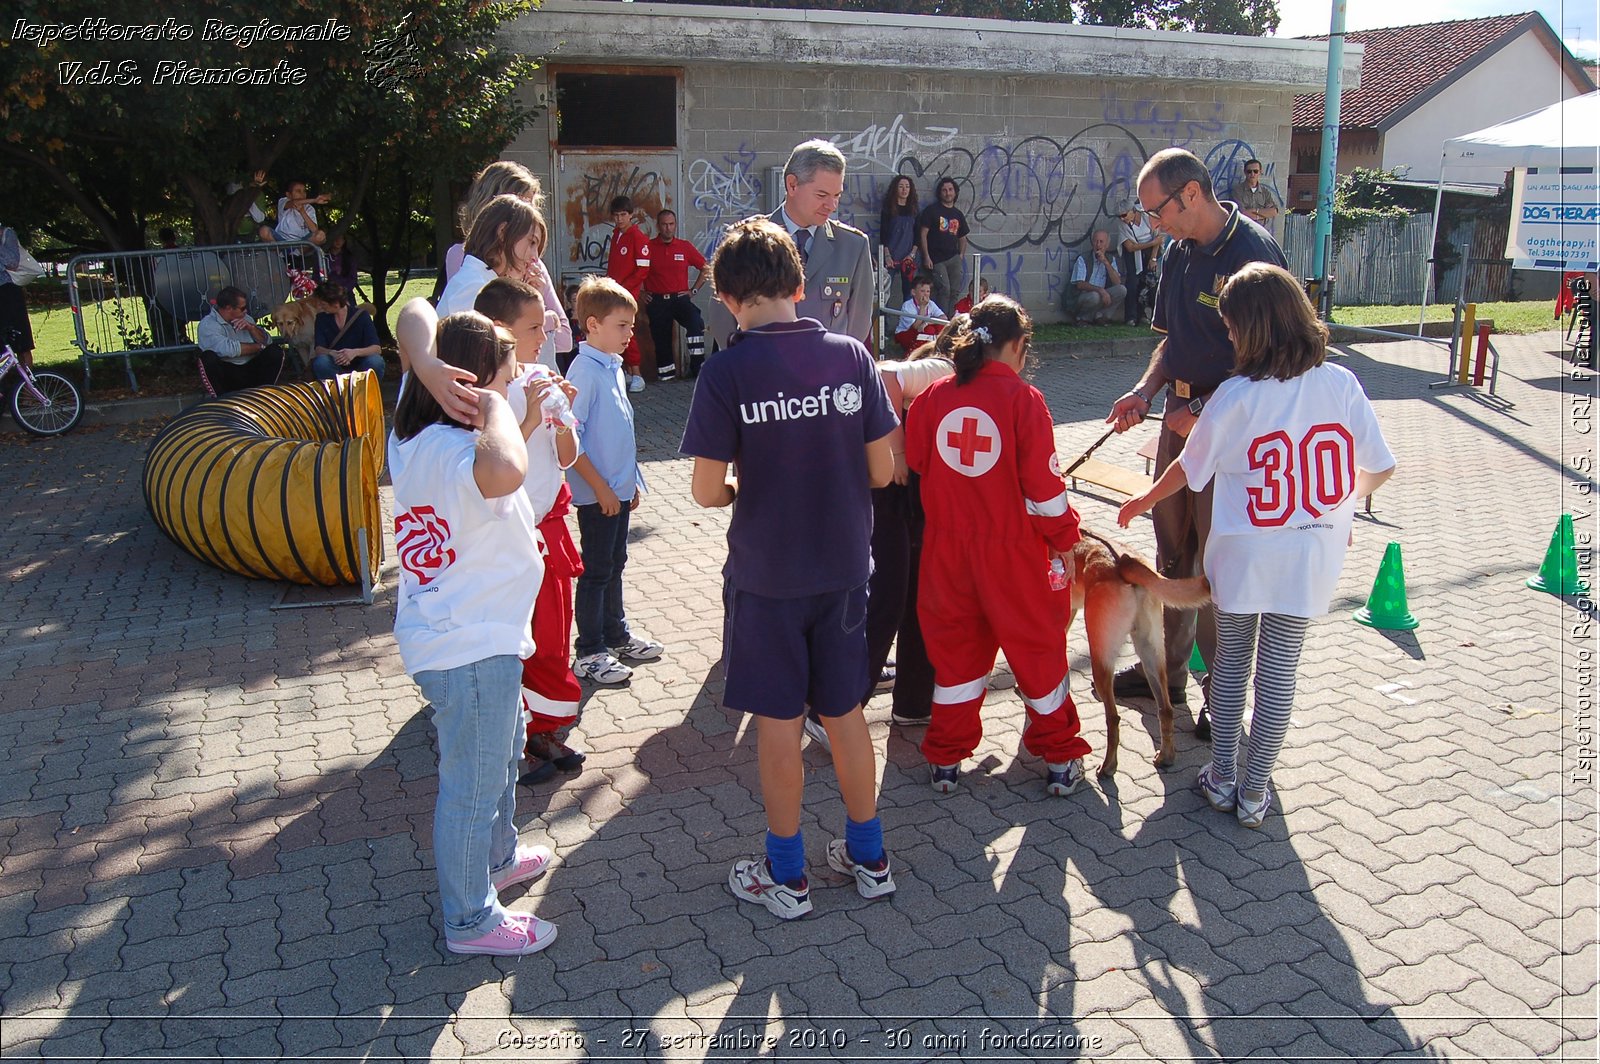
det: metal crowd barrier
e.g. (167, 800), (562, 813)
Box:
(68, 241), (325, 391)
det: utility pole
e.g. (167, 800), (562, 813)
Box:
(1311, 0), (1347, 303)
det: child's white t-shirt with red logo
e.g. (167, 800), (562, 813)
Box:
(388, 423), (543, 675)
(1178, 362), (1395, 617)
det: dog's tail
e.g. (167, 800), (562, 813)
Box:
(1116, 554), (1211, 609)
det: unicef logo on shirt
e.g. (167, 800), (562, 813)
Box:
(833, 383), (863, 415)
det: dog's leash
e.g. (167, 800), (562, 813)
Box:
(1079, 529), (1126, 561)
(1061, 414), (1163, 477)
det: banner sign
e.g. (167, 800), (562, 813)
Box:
(1507, 167), (1600, 271)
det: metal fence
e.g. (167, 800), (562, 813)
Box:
(68, 241), (324, 391)
(1282, 213), (1433, 306)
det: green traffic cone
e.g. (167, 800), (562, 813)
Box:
(1354, 542), (1419, 630)
(1526, 514), (1589, 596)
(1188, 643), (1207, 673)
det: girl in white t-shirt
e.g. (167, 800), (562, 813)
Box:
(442, 161), (572, 366)
(437, 195), (541, 317)
(389, 312), (558, 956)
(1118, 263), (1396, 829)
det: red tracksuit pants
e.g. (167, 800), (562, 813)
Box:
(522, 502), (584, 736)
(917, 532), (1091, 766)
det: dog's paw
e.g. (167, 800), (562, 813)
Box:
(1152, 750), (1176, 770)
(1095, 760), (1116, 779)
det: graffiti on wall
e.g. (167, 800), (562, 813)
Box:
(828, 114), (961, 174)
(687, 102), (1278, 312)
(1102, 96), (1227, 148)
(688, 146), (762, 256)
(904, 125), (1154, 253)
(558, 154), (675, 270)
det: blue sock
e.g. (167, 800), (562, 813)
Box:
(844, 816), (884, 867)
(765, 829), (806, 887)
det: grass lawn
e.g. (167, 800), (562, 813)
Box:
(1325, 300), (1559, 335)
(21, 272), (438, 396)
(1035, 300), (1563, 342)
(1034, 321), (1155, 344)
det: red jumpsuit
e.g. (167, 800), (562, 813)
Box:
(906, 359), (1090, 767)
(606, 222), (651, 369)
(522, 482), (585, 734)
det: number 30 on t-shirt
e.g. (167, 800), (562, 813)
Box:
(1245, 423), (1355, 526)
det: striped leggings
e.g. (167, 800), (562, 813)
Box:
(1209, 610), (1310, 793)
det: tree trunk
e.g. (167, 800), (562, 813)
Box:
(0, 142), (131, 251)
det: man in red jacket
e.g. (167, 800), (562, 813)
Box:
(606, 195), (650, 392)
(642, 209), (708, 381)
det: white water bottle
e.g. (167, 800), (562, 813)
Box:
(1048, 558), (1069, 592)
(536, 369), (574, 428)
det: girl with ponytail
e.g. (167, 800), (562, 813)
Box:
(905, 296), (1093, 797)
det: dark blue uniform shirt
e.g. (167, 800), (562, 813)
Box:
(1153, 203), (1287, 395)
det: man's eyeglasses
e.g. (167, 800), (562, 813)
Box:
(1143, 184), (1185, 218)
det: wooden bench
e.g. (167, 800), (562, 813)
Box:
(1068, 457), (1152, 499)
(1138, 435), (1160, 473)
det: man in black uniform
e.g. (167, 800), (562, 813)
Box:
(1104, 148), (1287, 734)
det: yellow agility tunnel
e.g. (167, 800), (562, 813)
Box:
(143, 371), (385, 586)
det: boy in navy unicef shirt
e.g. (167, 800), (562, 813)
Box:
(680, 217), (899, 919)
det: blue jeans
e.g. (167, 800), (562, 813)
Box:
(574, 503), (633, 657)
(309, 354), (387, 381)
(413, 655), (524, 941)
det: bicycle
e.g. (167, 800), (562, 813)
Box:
(2, 330), (84, 436)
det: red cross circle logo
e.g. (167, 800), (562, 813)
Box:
(935, 406), (1002, 477)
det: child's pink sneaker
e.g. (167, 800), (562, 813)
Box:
(446, 911), (557, 956)
(492, 845), (554, 891)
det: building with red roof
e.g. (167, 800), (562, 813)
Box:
(1287, 11), (1593, 206)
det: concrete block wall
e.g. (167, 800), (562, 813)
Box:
(508, 65), (1295, 321)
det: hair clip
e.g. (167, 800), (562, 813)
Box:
(973, 325), (992, 344)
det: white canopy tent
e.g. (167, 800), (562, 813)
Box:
(1440, 89), (1600, 172)
(1420, 90), (1600, 319)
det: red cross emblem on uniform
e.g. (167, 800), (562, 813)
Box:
(948, 418), (992, 465)
(935, 406), (1001, 477)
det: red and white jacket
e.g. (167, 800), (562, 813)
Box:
(907, 360), (1081, 552)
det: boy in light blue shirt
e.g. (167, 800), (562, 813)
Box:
(565, 277), (663, 685)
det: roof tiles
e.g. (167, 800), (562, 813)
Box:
(1292, 12), (1536, 128)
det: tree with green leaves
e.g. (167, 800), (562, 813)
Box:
(0, 1), (540, 337)
(1329, 167), (1412, 253)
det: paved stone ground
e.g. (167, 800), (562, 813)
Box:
(0, 332), (1595, 1062)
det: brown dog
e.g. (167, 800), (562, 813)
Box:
(269, 299), (318, 366)
(1063, 534), (1210, 777)
(269, 299), (379, 369)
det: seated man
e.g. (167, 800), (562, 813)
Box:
(196, 286), (288, 394)
(1066, 230), (1126, 325)
(642, 208), (707, 381)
